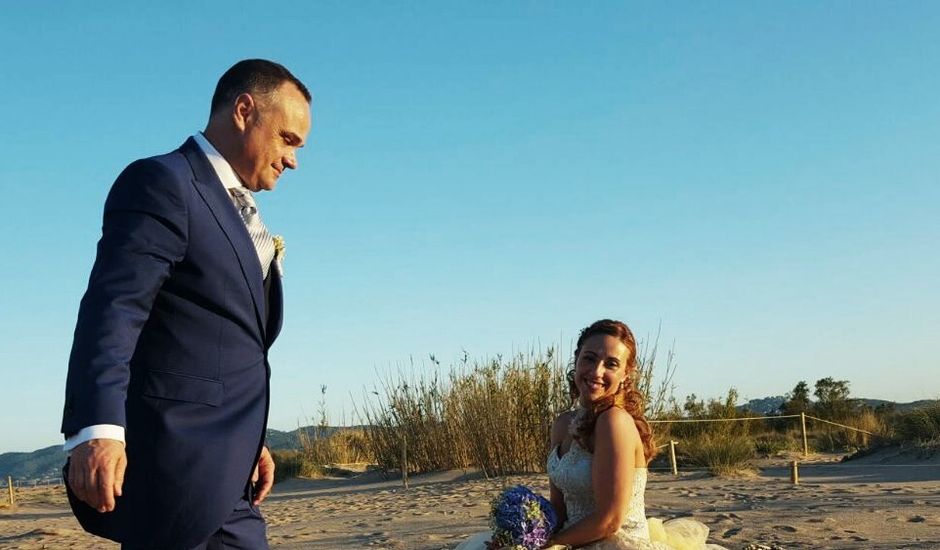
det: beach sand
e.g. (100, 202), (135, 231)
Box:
(2, 449), (938, 549)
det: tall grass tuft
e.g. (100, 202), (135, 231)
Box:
(272, 429), (374, 482)
(356, 348), (570, 476)
(810, 409), (888, 452)
(449, 350), (569, 476)
(271, 449), (304, 483)
(296, 427), (372, 470)
(273, 386), (376, 480)
(634, 326), (679, 420)
(893, 403), (940, 444)
(679, 433), (755, 476)
(753, 432), (798, 457)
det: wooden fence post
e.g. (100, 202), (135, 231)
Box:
(669, 440), (678, 476)
(401, 435), (409, 489)
(7, 476), (14, 508)
(790, 460), (800, 485)
(800, 412), (809, 457)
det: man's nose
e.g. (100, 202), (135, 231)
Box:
(284, 151), (297, 170)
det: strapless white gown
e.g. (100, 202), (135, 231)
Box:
(454, 442), (727, 550)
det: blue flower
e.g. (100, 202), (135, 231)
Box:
(487, 485), (558, 550)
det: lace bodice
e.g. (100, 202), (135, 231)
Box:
(547, 441), (652, 546)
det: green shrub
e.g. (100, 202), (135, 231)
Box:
(272, 429), (373, 483)
(894, 404), (940, 443)
(678, 433), (754, 476)
(753, 433), (796, 456)
(271, 450), (303, 483)
(662, 389), (751, 440)
(298, 427), (372, 466)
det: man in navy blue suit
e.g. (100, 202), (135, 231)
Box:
(61, 59), (312, 549)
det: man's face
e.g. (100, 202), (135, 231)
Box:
(233, 81), (311, 192)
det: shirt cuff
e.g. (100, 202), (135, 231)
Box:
(64, 425), (126, 452)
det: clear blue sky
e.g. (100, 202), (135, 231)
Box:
(1, 2), (938, 453)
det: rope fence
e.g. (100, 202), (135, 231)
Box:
(1, 475), (67, 510)
(649, 412), (877, 457)
(0, 413), (923, 500)
(803, 414), (874, 435)
(641, 412), (935, 483)
(649, 414), (802, 424)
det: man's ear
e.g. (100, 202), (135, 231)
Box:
(232, 93), (256, 131)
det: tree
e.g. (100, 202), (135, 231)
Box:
(813, 377), (852, 418)
(782, 381), (811, 415)
(683, 393), (706, 418)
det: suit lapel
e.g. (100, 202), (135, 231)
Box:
(180, 138), (267, 340)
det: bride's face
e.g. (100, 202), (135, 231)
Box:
(574, 333), (630, 406)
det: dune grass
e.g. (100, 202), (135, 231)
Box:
(892, 403), (940, 444)
(276, 342), (932, 481)
(678, 433), (756, 476)
(271, 426), (373, 482)
(350, 354), (909, 478)
(355, 348), (570, 476)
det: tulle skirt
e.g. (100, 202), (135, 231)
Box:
(453, 517), (727, 550)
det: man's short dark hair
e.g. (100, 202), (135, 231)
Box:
(210, 59), (311, 115)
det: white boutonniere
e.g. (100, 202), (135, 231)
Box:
(273, 235), (286, 277)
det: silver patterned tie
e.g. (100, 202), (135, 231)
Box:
(229, 187), (276, 280)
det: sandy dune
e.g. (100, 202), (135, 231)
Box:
(2, 450), (938, 549)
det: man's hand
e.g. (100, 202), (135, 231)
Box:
(67, 439), (127, 513)
(251, 446), (275, 506)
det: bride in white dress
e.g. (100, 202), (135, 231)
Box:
(456, 319), (725, 550)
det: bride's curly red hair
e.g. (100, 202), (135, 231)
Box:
(566, 319), (657, 464)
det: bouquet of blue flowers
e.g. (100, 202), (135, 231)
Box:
(487, 485), (558, 550)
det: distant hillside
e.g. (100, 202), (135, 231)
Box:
(738, 396), (787, 415)
(0, 445), (66, 483)
(265, 425), (354, 450)
(857, 398), (938, 413)
(1, 425), (355, 483)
